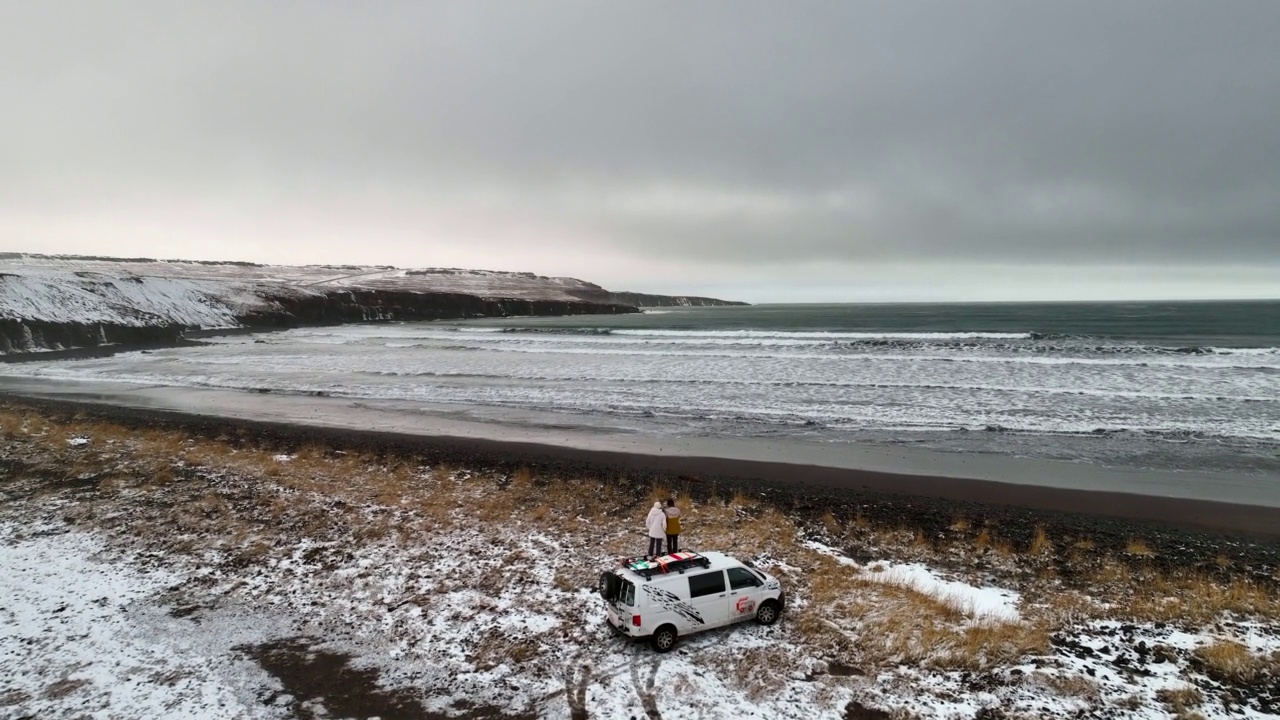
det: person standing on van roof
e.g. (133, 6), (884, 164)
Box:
(664, 499), (682, 554)
(646, 501), (667, 557)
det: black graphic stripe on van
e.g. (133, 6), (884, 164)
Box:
(642, 585), (704, 625)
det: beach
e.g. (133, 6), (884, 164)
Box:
(4, 302), (1280, 719)
(4, 391), (1280, 719)
(5, 376), (1280, 548)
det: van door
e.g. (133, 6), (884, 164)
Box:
(686, 570), (730, 628)
(610, 578), (637, 632)
(726, 566), (764, 623)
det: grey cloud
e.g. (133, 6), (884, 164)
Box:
(2, 1), (1279, 276)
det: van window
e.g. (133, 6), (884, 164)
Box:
(688, 571), (726, 598)
(727, 567), (761, 590)
(619, 580), (635, 606)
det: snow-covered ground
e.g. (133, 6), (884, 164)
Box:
(0, 271), (271, 328)
(804, 540), (1022, 622)
(0, 527), (281, 719)
(8, 519), (1279, 719)
(3, 420), (1279, 719)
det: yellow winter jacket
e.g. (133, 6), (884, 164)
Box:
(665, 507), (682, 535)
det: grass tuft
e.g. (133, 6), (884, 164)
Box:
(1028, 526), (1053, 556)
(1125, 538), (1156, 557)
(1193, 640), (1276, 684)
(1155, 685), (1204, 714)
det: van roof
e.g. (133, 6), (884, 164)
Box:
(614, 550), (742, 581)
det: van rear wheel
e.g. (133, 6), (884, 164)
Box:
(756, 600), (781, 626)
(650, 625), (678, 653)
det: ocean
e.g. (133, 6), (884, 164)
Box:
(5, 300), (1279, 475)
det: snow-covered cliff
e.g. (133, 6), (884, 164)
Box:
(0, 254), (742, 355)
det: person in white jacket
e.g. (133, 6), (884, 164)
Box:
(645, 502), (667, 557)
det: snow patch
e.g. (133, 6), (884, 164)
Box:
(803, 540), (1022, 622)
(0, 525), (275, 719)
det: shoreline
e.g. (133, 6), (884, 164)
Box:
(4, 380), (1280, 541)
(9, 397), (1280, 720)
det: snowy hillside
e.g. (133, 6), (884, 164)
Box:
(0, 254), (613, 307)
(0, 255), (739, 342)
(0, 271), (292, 329)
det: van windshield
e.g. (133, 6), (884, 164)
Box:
(618, 579), (635, 607)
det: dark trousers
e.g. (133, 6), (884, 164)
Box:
(666, 534), (679, 554)
(648, 537), (664, 557)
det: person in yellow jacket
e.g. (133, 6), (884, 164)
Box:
(664, 498), (682, 554)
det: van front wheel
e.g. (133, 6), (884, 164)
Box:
(650, 625), (678, 653)
(756, 600), (781, 626)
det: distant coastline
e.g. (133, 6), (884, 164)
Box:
(0, 253), (745, 356)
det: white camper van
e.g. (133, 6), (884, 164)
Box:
(599, 551), (786, 652)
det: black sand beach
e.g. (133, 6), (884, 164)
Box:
(4, 381), (1280, 575)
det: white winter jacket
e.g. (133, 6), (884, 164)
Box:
(646, 503), (667, 539)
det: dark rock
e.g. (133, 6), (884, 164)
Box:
(1, 289), (641, 357)
(843, 701), (891, 720)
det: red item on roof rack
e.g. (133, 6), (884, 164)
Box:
(617, 551), (711, 579)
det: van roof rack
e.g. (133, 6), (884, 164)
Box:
(618, 551), (711, 579)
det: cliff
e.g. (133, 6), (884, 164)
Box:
(0, 282), (636, 357)
(0, 255), (722, 355)
(0, 260), (650, 356)
(237, 289), (636, 328)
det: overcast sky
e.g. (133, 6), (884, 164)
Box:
(2, 1), (1279, 302)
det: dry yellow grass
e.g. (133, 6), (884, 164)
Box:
(968, 525), (1012, 554)
(512, 466), (534, 487)
(1093, 560), (1132, 586)
(1155, 685), (1204, 714)
(1028, 526), (1053, 556)
(820, 511), (841, 536)
(851, 509), (869, 529)
(1034, 590), (1102, 625)
(1126, 538), (1156, 557)
(1118, 574), (1280, 624)
(1193, 640), (1276, 684)
(8, 401), (1280, 690)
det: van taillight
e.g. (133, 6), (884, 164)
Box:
(632, 615), (641, 627)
